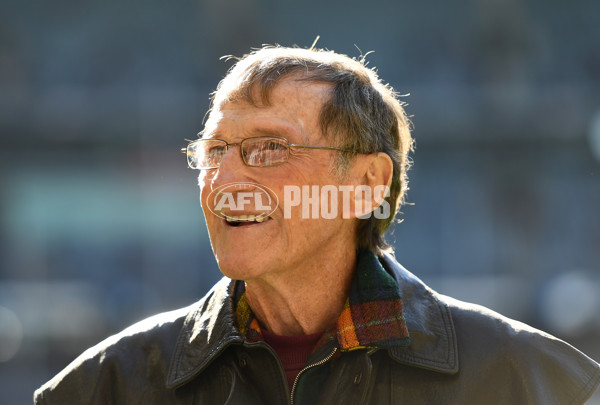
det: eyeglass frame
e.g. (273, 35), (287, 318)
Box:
(181, 135), (356, 170)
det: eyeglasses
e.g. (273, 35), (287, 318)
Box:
(182, 136), (355, 169)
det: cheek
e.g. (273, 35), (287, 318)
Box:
(199, 188), (214, 223)
(198, 171), (211, 190)
(198, 172), (214, 206)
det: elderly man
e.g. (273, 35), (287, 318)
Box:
(35, 46), (599, 404)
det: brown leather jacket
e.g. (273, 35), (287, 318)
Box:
(34, 254), (600, 404)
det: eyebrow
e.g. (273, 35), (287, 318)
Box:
(200, 122), (309, 143)
(263, 122), (309, 143)
(199, 131), (217, 140)
(198, 127), (224, 140)
(252, 126), (294, 139)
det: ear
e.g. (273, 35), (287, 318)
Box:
(348, 153), (393, 219)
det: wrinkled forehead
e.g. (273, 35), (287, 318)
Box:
(204, 75), (332, 139)
(214, 70), (332, 110)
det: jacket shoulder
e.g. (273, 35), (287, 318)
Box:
(33, 303), (194, 404)
(439, 293), (600, 404)
(381, 253), (599, 404)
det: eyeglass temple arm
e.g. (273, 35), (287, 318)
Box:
(289, 144), (355, 153)
(181, 142), (355, 155)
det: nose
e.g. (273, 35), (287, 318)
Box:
(220, 143), (245, 169)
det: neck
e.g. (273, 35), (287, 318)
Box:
(244, 245), (357, 336)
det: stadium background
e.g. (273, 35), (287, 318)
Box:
(1, 0), (599, 403)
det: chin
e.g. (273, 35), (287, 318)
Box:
(214, 249), (266, 281)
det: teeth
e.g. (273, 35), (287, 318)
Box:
(223, 214), (269, 222)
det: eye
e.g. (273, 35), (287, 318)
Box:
(201, 142), (227, 167)
(262, 140), (285, 151)
(207, 144), (227, 157)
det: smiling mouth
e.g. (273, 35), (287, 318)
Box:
(223, 213), (271, 227)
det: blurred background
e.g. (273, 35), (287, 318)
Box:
(1, 0), (599, 403)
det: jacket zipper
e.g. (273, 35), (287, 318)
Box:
(290, 346), (338, 405)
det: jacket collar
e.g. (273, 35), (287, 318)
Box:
(166, 253), (459, 389)
(380, 253), (459, 374)
(235, 250), (411, 351)
(166, 277), (243, 389)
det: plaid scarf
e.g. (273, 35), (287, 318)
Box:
(235, 250), (411, 352)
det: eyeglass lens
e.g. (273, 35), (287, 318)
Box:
(188, 137), (290, 169)
(242, 137), (289, 167)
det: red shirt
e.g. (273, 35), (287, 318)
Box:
(262, 329), (324, 389)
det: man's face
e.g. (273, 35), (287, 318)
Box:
(198, 77), (358, 282)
